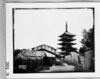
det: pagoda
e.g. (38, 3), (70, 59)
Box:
(58, 22), (76, 56)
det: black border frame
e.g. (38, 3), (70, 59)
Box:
(12, 7), (95, 73)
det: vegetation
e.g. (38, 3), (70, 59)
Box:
(79, 26), (94, 71)
(79, 26), (94, 54)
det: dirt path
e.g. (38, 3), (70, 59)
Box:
(39, 62), (75, 72)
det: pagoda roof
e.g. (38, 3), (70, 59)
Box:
(58, 37), (76, 41)
(59, 32), (75, 38)
(59, 51), (71, 55)
(58, 47), (68, 50)
(58, 46), (73, 49)
(58, 42), (76, 45)
(59, 51), (69, 53)
(58, 47), (76, 52)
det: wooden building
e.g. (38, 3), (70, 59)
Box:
(32, 44), (57, 66)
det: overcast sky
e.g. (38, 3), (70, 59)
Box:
(14, 9), (93, 51)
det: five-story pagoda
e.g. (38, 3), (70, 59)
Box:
(58, 22), (77, 56)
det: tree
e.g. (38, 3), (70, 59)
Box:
(14, 49), (22, 60)
(80, 26), (94, 55)
(79, 26), (94, 71)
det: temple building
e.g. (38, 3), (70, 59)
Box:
(58, 22), (77, 56)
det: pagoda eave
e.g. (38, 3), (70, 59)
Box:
(58, 43), (76, 45)
(58, 38), (76, 41)
(59, 32), (75, 37)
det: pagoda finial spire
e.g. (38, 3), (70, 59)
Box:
(58, 22), (77, 56)
(66, 22), (68, 32)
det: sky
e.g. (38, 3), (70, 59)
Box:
(14, 8), (93, 51)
